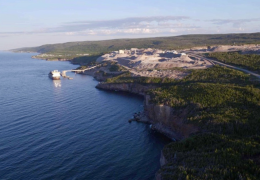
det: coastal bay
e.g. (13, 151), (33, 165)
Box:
(13, 45), (260, 179)
(0, 51), (170, 180)
(2, 0), (260, 179)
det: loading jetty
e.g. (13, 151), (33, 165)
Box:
(61, 66), (98, 79)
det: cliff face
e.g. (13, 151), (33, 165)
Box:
(96, 82), (199, 179)
(96, 83), (198, 140)
(144, 95), (198, 140)
(83, 69), (107, 81)
(156, 151), (167, 180)
(96, 82), (156, 96)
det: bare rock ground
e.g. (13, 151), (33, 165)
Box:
(97, 49), (212, 79)
(95, 45), (260, 79)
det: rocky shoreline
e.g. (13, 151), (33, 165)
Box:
(96, 82), (198, 141)
(32, 53), (195, 179)
(96, 82), (199, 179)
(30, 52), (260, 179)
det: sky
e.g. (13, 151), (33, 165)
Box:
(0, 0), (260, 50)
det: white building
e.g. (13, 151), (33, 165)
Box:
(119, 50), (125, 54)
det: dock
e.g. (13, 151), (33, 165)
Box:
(61, 66), (98, 79)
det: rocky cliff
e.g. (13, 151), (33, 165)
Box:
(96, 82), (198, 140)
(96, 82), (156, 96)
(96, 82), (199, 179)
(144, 95), (198, 140)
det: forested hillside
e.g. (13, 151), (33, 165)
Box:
(208, 52), (260, 73)
(13, 33), (260, 55)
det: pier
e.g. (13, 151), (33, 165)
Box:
(61, 66), (98, 79)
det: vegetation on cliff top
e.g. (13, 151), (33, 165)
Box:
(106, 65), (254, 86)
(106, 72), (177, 84)
(104, 64), (260, 179)
(146, 66), (260, 179)
(207, 52), (260, 73)
(108, 64), (127, 72)
(160, 134), (260, 180)
(71, 54), (101, 65)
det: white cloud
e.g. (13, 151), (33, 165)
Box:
(1, 16), (259, 41)
(65, 32), (76, 35)
(169, 29), (177, 33)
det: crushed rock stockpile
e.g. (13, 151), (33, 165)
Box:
(96, 48), (212, 78)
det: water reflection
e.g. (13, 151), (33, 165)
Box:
(53, 80), (61, 87)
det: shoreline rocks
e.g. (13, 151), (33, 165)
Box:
(96, 82), (198, 141)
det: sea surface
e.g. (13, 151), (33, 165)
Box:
(0, 52), (170, 180)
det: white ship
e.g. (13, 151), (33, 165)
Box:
(49, 70), (61, 80)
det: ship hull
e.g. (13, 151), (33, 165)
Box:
(48, 73), (60, 80)
(52, 76), (60, 80)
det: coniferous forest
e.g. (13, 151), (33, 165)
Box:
(106, 65), (260, 179)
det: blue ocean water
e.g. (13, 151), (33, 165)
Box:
(0, 52), (169, 180)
